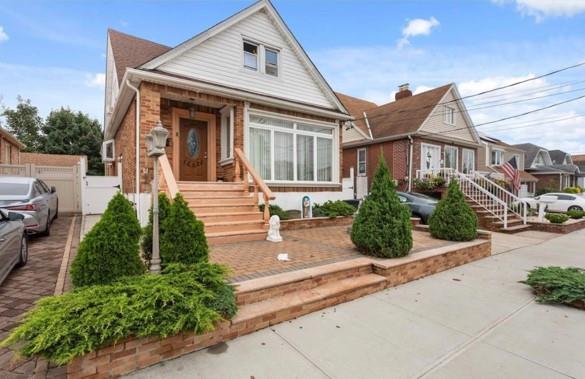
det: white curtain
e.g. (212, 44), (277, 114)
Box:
(317, 137), (332, 181)
(274, 132), (293, 181)
(250, 127), (271, 180)
(297, 135), (314, 181)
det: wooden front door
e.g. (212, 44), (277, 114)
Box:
(179, 118), (208, 181)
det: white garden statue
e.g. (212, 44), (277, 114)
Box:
(267, 215), (283, 242)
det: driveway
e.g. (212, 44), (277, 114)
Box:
(0, 215), (80, 379)
(127, 229), (585, 379)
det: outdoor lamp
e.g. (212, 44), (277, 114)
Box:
(147, 121), (169, 157)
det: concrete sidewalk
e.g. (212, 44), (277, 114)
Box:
(126, 230), (585, 379)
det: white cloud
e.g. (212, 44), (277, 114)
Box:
(494, 0), (585, 20)
(0, 26), (9, 43)
(85, 73), (106, 89)
(398, 17), (439, 48)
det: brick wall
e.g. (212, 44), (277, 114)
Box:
(20, 153), (84, 167)
(0, 136), (21, 164)
(533, 173), (561, 191)
(115, 101), (137, 192)
(528, 218), (585, 234)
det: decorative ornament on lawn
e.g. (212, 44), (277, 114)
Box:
(267, 215), (283, 242)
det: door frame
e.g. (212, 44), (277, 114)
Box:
(172, 108), (217, 181)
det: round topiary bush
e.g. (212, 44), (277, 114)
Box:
(70, 192), (144, 287)
(545, 213), (569, 224)
(429, 180), (478, 241)
(566, 209), (585, 219)
(350, 157), (412, 258)
(142, 192), (172, 264)
(160, 193), (209, 265)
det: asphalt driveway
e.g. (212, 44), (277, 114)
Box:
(127, 229), (585, 379)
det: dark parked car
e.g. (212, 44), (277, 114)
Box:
(397, 192), (438, 224)
(0, 209), (28, 285)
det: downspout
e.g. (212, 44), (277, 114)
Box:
(126, 80), (141, 217)
(408, 135), (414, 192)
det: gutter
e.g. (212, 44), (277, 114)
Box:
(408, 135), (414, 192)
(126, 80), (141, 216)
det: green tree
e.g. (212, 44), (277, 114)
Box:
(351, 157), (412, 258)
(428, 181), (478, 241)
(1, 96), (45, 151)
(160, 194), (209, 265)
(70, 192), (144, 287)
(43, 108), (103, 175)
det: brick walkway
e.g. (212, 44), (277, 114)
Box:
(0, 215), (80, 379)
(211, 226), (454, 282)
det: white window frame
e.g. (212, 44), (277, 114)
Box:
(264, 46), (279, 77)
(512, 153), (522, 170)
(491, 148), (504, 166)
(462, 148), (475, 174)
(102, 140), (115, 162)
(243, 40), (259, 71)
(357, 148), (367, 176)
(444, 146), (458, 170)
(443, 105), (455, 125)
(246, 109), (339, 185)
(220, 106), (234, 163)
(421, 143), (442, 172)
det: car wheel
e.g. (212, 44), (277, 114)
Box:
(16, 235), (28, 267)
(568, 206), (583, 211)
(41, 212), (51, 236)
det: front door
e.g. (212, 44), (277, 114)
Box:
(179, 118), (208, 181)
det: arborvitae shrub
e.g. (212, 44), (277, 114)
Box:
(429, 181), (478, 241)
(350, 157), (412, 258)
(142, 193), (172, 264)
(545, 213), (569, 224)
(70, 192), (144, 287)
(160, 193), (209, 265)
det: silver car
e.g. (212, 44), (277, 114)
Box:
(0, 177), (59, 235)
(0, 209), (28, 285)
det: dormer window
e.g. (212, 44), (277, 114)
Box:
(243, 41), (258, 70)
(491, 149), (504, 166)
(265, 48), (279, 76)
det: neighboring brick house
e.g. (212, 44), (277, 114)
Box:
(102, 0), (351, 217)
(20, 152), (87, 168)
(572, 154), (585, 187)
(340, 83), (481, 197)
(513, 143), (580, 191)
(477, 134), (538, 196)
(0, 127), (24, 164)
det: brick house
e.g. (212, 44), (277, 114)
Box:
(572, 154), (585, 188)
(340, 83), (481, 197)
(477, 134), (538, 196)
(0, 127), (24, 164)
(102, 0), (351, 242)
(513, 143), (580, 192)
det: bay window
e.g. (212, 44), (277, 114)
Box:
(248, 113), (337, 183)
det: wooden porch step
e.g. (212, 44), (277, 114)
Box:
(197, 212), (264, 223)
(204, 220), (266, 234)
(207, 228), (267, 245)
(180, 192), (250, 199)
(187, 197), (256, 206)
(190, 204), (259, 214)
(177, 181), (244, 191)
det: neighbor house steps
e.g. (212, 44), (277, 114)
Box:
(465, 198), (532, 233)
(176, 181), (267, 244)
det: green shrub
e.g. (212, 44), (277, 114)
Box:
(313, 200), (356, 217)
(160, 194), (208, 265)
(413, 176), (446, 192)
(563, 186), (583, 194)
(545, 213), (569, 224)
(429, 181), (478, 241)
(566, 209), (585, 219)
(0, 262), (236, 365)
(351, 157), (412, 258)
(259, 203), (289, 220)
(523, 266), (585, 308)
(535, 187), (555, 196)
(142, 193), (172, 264)
(70, 193), (144, 287)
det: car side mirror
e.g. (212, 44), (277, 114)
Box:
(8, 212), (25, 221)
(51, 186), (56, 193)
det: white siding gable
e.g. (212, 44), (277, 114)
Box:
(157, 9), (336, 109)
(419, 89), (476, 143)
(343, 125), (368, 144)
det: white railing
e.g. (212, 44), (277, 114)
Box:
(469, 172), (528, 225)
(415, 168), (455, 179)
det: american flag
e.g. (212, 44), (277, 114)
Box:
(502, 156), (521, 193)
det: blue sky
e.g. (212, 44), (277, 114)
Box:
(1, 0), (584, 152)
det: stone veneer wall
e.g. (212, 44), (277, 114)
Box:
(528, 218), (585, 234)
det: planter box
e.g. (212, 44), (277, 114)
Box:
(528, 218), (585, 234)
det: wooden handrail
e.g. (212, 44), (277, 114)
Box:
(158, 154), (178, 199)
(234, 148), (275, 223)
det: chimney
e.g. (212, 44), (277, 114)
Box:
(395, 83), (412, 101)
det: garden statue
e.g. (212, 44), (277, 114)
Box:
(267, 215), (282, 242)
(301, 195), (312, 218)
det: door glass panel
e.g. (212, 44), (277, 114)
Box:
(297, 135), (314, 181)
(274, 132), (293, 181)
(250, 127), (271, 180)
(317, 137), (332, 182)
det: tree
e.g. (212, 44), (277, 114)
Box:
(351, 157), (412, 258)
(70, 192), (144, 287)
(428, 180), (478, 241)
(43, 108), (104, 175)
(1, 96), (45, 151)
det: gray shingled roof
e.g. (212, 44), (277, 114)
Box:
(548, 149), (570, 165)
(511, 143), (547, 167)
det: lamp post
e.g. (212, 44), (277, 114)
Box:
(145, 121), (169, 274)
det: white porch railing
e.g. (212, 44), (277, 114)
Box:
(415, 168), (528, 229)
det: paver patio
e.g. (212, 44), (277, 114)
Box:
(0, 215), (80, 379)
(211, 226), (455, 281)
